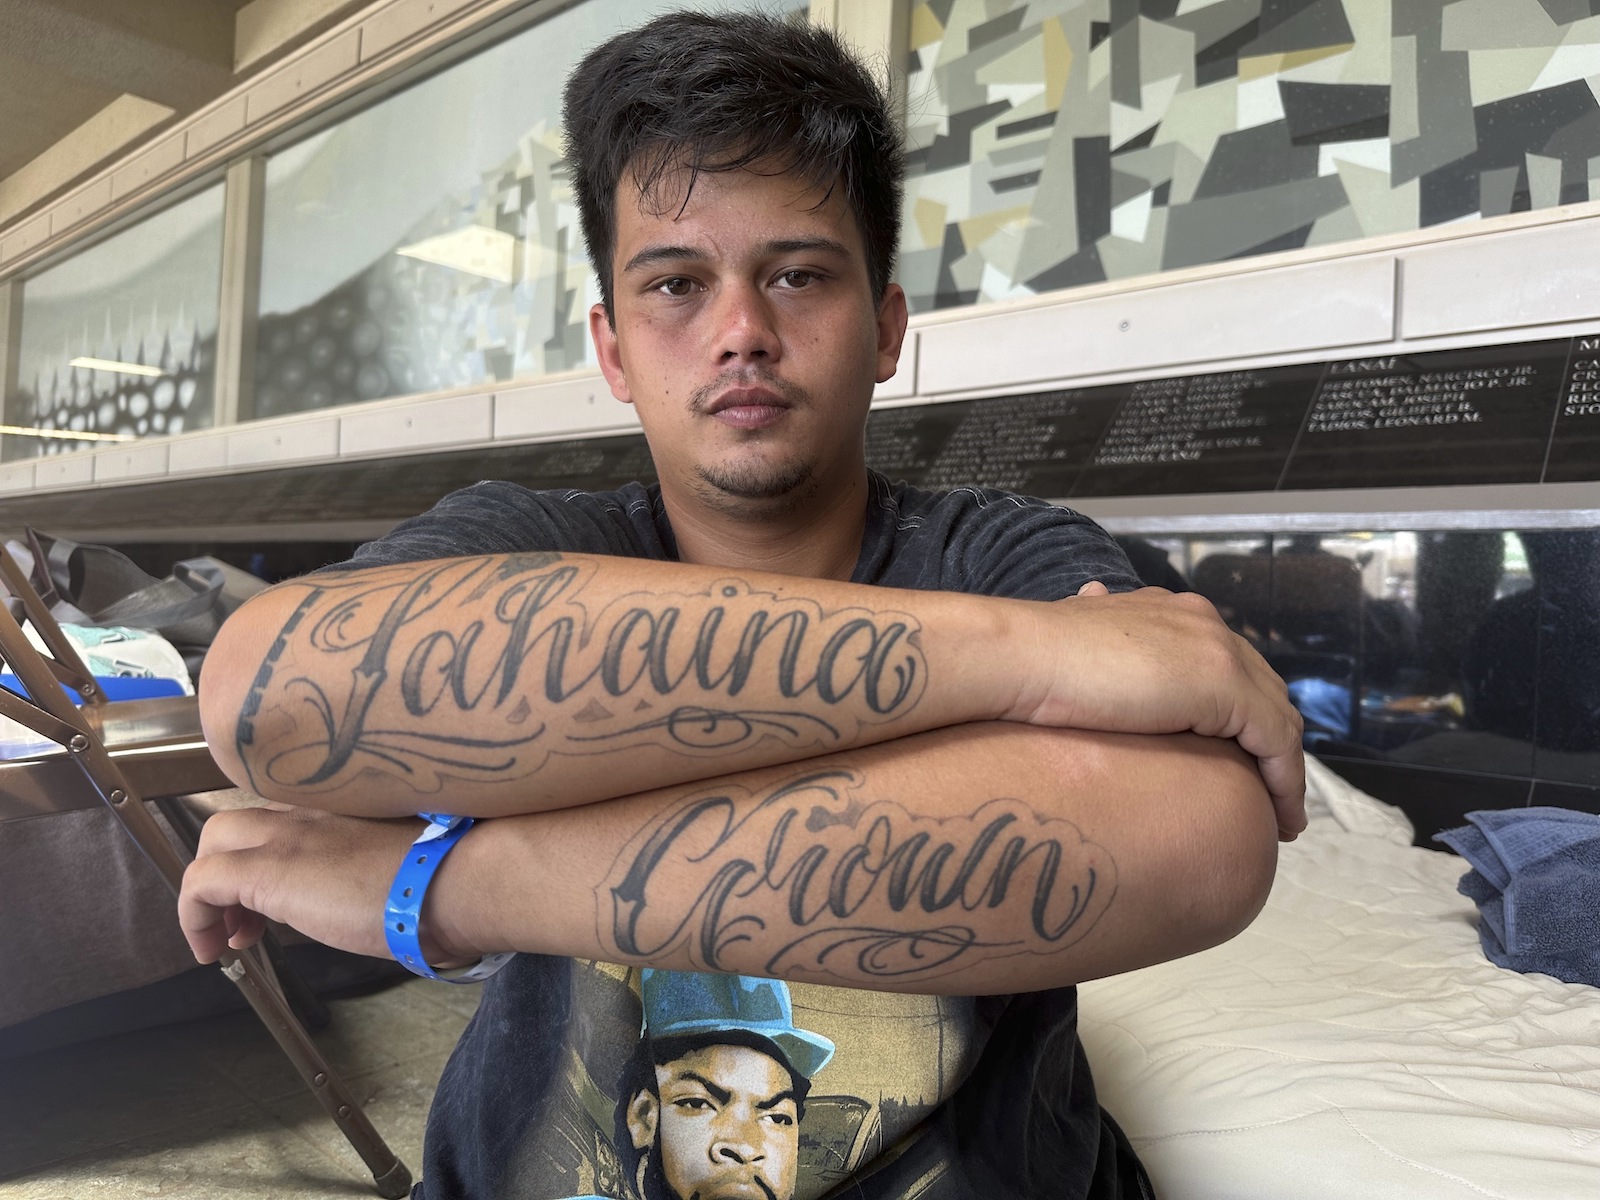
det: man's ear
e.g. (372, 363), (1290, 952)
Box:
(625, 1088), (659, 1151)
(591, 301), (633, 404)
(873, 282), (910, 386)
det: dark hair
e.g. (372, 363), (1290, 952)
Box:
(613, 1030), (813, 1195)
(563, 10), (905, 320)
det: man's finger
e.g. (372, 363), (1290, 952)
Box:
(1261, 754), (1308, 841)
(180, 903), (232, 964)
(228, 909), (270, 950)
(180, 852), (259, 963)
(1246, 728), (1306, 841)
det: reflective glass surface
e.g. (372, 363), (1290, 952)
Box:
(1526, 530), (1600, 790)
(1121, 526), (1599, 840)
(5, 185), (226, 460)
(253, 0), (803, 419)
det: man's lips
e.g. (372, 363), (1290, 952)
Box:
(705, 387), (791, 429)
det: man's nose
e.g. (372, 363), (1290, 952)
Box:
(714, 283), (781, 364)
(711, 1128), (762, 1164)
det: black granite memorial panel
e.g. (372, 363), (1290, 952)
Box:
(1375, 525), (1539, 783)
(1315, 758), (1531, 847)
(1281, 340), (1571, 490)
(1542, 334), (1600, 481)
(0, 433), (659, 535)
(864, 402), (968, 484)
(504, 434), (659, 492)
(1173, 526), (1578, 835)
(1530, 780), (1600, 816)
(1071, 363), (1321, 496)
(865, 389), (1124, 496)
(1527, 529), (1600, 788)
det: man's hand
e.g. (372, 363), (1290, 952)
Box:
(1019, 584), (1306, 841)
(178, 806), (440, 965)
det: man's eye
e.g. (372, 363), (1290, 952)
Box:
(777, 270), (817, 289)
(658, 277), (695, 297)
(672, 1097), (713, 1111)
(765, 1112), (795, 1127)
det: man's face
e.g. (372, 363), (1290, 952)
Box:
(627, 1043), (801, 1200)
(591, 164), (907, 521)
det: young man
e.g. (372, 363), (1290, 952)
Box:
(179, 13), (1305, 1199)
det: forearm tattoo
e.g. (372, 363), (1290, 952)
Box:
(601, 769), (1117, 982)
(236, 554), (927, 795)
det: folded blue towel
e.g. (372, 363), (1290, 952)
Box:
(1435, 807), (1600, 988)
(1463, 887), (1600, 986)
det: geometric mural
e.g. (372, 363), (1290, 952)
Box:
(900, 0), (1600, 312)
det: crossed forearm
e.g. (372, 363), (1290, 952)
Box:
(183, 556), (1293, 983)
(201, 552), (1020, 817)
(420, 723), (1276, 993)
(180, 721), (1275, 990)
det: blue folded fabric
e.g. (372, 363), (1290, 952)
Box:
(1435, 807), (1600, 988)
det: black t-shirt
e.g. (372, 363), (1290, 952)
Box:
(342, 472), (1149, 1200)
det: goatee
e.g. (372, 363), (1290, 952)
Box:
(694, 458), (814, 503)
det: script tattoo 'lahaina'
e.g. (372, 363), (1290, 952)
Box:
(233, 553), (927, 795)
(601, 769), (1118, 982)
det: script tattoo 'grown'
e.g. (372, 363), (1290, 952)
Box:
(236, 555), (928, 796)
(601, 769), (1118, 982)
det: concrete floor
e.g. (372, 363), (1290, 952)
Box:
(0, 977), (476, 1199)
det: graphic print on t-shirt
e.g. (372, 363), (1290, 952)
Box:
(508, 963), (983, 1200)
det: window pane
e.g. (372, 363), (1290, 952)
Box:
(254, 0), (803, 419)
(5, 184), (225, 460)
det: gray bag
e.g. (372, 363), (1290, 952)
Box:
(3, 529), (267, 677)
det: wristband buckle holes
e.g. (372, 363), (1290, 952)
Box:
(387, 814), (509, 985)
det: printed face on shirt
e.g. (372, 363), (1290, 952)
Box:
(627, 1042), (801, 1200)
(590, 163), (907, 522)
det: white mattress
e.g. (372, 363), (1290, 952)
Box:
(1078, 757), (1600, 1200)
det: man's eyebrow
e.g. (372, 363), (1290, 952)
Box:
(764, 236), (851, 259)
(676, 1071), (731, 1105)
(621, 236), (853, 276)
(622, 244), (702, 275)
(757, 1089), (798, 1110)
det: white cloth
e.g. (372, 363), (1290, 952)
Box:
(1079, 758), (1600, 1200)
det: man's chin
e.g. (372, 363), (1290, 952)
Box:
(693, 462), (816, 513)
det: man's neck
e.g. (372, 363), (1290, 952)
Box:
(662, 470), (871, 581)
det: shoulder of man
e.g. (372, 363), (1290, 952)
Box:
(327, 479), (665, 570)
(862, 473), (1142, 599)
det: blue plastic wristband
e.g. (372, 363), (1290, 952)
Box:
(384, 812), (513, 984)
